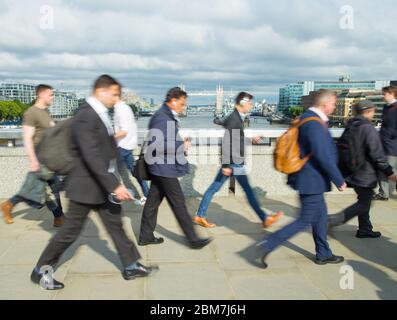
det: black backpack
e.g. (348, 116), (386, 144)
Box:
(337, 121), (366, 178)
(36, 118), (75, 175)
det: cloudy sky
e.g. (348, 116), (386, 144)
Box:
(1, 0), (397, 103)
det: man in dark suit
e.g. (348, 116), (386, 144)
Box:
(374, 85), (397, 201)
(261, 89), (346, 268)
(31, 75), (157, 290)
(139, 87), (211, 249)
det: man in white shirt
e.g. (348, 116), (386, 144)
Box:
(114, 95), (149, 205)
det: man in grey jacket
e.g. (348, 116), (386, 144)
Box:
(194, 92), (283, 229)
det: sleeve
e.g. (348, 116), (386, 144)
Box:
(148, 116), (182, 156)
(306, 122), (345, 188)
(22, 110), (36, 127)
(392, 109), (397, 139)
(72, 112), (120, 193)
(118, 105), (135, 133)
(363, 125), (394, 176)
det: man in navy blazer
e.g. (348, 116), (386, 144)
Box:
(261, 89), (347, 268)
(139, 87), (212, 249)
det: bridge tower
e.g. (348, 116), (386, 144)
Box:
(216, 84), (224, 115)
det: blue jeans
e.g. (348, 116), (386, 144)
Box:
(197, 165), (267, 221)
(10, 175), (64, 218)
(118, 147), (150, 197)
(262, 193), (333, 261)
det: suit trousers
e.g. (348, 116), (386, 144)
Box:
(263, 193), (333, 261)
(378, 155), (397, 198)
(139, 175), (199, 243)
(343, 187), (374, 233)
(36, 200), (141, 270)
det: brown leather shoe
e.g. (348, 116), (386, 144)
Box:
(193, 216), (216, 228)
(263, 211), (284, 228)
(1, 201), (14, 224)
(53, 216), (65, 228)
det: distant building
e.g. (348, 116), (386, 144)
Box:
(278, 76), (390, 112)
(0, 83), (36, 104)
(0, 83), (78, 119)
(331, 90), (380, 124)
(51, 90), (79, 119)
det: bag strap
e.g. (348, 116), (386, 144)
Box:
(138, 133), (150, 157)
(296, 116), (326, 128)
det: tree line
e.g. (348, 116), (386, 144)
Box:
(0, 100), (31, 121)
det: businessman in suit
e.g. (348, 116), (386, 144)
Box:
(139, 87), (212, 249)
(261, 89), (346, 268)
(31, 75), (157, 290)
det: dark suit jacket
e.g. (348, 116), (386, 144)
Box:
(219, 108), (251, 169)
(287, 110), (345, 195)
(344, 115), (393, 188)
(65, 102), (120, 205)
(380, 101), (397, 156)
(146, 104), (189, 178)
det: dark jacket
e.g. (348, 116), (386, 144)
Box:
(287, 110), (345, 195)
(146, 104), (189, 178)
(65, 102), (120, 205)
(219, 109), (251, 169)
(344, 115), (393, 188)
(380, 101), (397, 156)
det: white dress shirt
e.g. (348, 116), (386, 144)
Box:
(309, 107), (329, 122)
(86, 96), (114, 136)
(114, 101), (138, 150)
(388, 99), (397, 106)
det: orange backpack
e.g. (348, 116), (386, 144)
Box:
(274, 117), (325, 174)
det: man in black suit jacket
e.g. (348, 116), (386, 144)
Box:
(30, 75), (157, 290)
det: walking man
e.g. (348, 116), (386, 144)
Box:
(374, 85), (397, 201)
(31, 75), (157, 290)
(114, 94), (150, 205)
(261, 89), (346, 268)
(194, 92), (283, 229)
(139, 87), (212, 249)
(330, 100), (397, 238)
(1, 84), (64, 227)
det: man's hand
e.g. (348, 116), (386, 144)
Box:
(184, 138), (191, 151)
(29, 160), (40, 172)
(222, 168), (233, 176)
(113, 185), (133, 202)
(338, 183), (347, 192)
(252, 136), (262, 145)
(388, 174), (397, 182)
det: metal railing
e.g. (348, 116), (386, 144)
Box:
(0, 128), (346, 148)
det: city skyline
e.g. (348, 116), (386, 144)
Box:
(1, 1), (397, 104)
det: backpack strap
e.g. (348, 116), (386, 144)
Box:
(296, 116), (326, 128)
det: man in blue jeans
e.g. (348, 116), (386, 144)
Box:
(194, 92), (283, 229)
(114, 95), (149, 205)
(261, 89), (346, 268)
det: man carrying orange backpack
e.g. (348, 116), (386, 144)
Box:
(260, 89), (347, 268)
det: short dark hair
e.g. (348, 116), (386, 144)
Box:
(235, 92), (253, 105)
(165, 87), (188, 103)
(382, 86), (397, 98)
(35, 84), (53, 96)
(93, 74), (121, 90)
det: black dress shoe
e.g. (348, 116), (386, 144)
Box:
(30, 269), (64, 290)
(356, 230), (382, 239)
(123, 262), (159, 280)
(261, 251), (270, 269)
(138, 237), (165, 246)
(189, 237), (212, 249)
(372, 194), (389, 201)
(315, 255), (344, 265)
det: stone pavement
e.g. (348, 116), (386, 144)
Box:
(0, 194), (396, 300)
